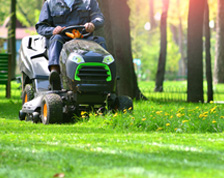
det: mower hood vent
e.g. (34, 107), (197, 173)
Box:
(75, 63), (112, 82)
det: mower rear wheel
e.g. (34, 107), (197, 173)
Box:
(41, 94), (63, 124)
(22, 84), (34, 104)
(117, 95), (133, 111)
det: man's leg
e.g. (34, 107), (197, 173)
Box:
(48, 34), (69, 90)
(48, 34), (66, 72)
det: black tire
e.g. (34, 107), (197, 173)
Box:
(41, 94), (63, 124)
(32, 112), (40, 123)
(117, 95), (133, 111)
(107, 93), (118, 111)
(22, 84), (34, 104)
(19, 110), (26, 121)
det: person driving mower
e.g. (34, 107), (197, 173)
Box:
(35, 0), (106, 90)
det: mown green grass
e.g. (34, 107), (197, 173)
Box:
(0, 82), (224, 178)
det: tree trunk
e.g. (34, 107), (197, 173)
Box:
(96, 0), (114, 57)
(187, 0), (205, 103)
(8, 0), (16, 80)
(204, 0), (213, 102)
(149, 0), (156, 30)
(98, 0), (146, 99)
(154, 0), (169, 92)
(214, 0), (224, 83)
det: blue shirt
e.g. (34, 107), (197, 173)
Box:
(35, 0), (104, 38)
(64, 0), (74, 8)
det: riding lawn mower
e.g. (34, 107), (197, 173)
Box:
(18, 26), (133, 124)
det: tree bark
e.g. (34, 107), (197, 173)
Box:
(204, 0), (213, 102)
(154, 0), (169, 92)
(96, 0), (114, 57)
(187, 0), (205, 103)
(98, 0), (146, 99)
(8, 0), (16, 80)
(214, 0), (224, 83)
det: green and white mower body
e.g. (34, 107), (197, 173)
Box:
(19, 27), (133, 124)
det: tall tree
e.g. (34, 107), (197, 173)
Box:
(154, 0), (169, 92)
(98, 0), (146, 99)
(96, 0), (114, 58)
(7, 0), (16, 79)
(187, 0), (205, 102)
(214, 0), (224, 83)
(204, 0), (213, 102)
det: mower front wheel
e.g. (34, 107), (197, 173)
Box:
(22, 84), (34, 105)
(41, 94), (63, 124)
(19, 110), (26, 121)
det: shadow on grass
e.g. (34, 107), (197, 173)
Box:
(0, 83), (22, 120)
(1, 135), (224, 178)
(0, 84), (22, 121)
(0, 97), (22, 120)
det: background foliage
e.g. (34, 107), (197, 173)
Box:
(0, 0), (219, 81)
(129, 0), (217, 80)
(0, 0), (41, 26)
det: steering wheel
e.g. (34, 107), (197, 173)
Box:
(61, 25), (91, 38)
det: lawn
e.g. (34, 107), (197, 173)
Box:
(0, 82), (224, 178)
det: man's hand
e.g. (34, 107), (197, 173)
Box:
(84, 23), (95, 33)
(53, 26), (66, 35)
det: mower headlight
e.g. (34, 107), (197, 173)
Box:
(69, 54), (84, 64)
(103, 55), (114, 65)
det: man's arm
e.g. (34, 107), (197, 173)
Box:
(35, 1), (55, 38)
(89, 0), (104, 31)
